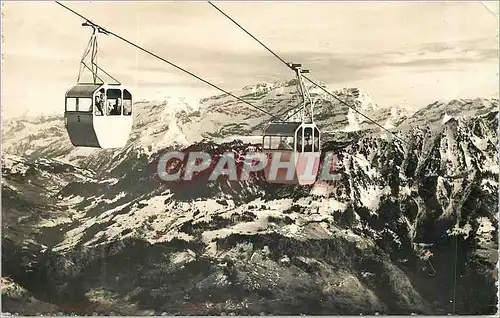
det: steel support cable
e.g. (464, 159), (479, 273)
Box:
(55, 1), (277, 119)
(207, 1), (410, 146)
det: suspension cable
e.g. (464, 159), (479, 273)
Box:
(207, 1), (410, 146)
(54, 1), (278, 120)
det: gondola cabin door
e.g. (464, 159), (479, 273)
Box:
(294, 124), (321, 185)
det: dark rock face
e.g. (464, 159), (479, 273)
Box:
(2, 106), (498, 315)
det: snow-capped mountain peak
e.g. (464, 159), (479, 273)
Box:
(2, 80), (498, 315)
(442, 112), (454, 124)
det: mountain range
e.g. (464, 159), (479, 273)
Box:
(1, 80), (498, 315)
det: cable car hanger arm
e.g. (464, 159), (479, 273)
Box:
(54, 1), (278, 120)
(80, 62), (105, 83)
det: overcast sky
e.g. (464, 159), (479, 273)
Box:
(2, 1), (498, 118)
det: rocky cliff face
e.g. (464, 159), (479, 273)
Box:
(1, 84), (498, 315)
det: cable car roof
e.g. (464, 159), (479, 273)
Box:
(65, 83), (103, 98)
(263, 122), (303, 136)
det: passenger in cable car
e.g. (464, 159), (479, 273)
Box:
(296, 139), (303, 152)
(109, 98), (122, 115)
(304, 137), (313, 152)
(116, 98), (123, 114)
(106, 100), (112, 115)
(278, 137), (293, 150)
(106, 99), (119, 115)
(95, 91), (105, 116)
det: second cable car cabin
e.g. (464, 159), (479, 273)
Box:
(64, 83), (133, 149)
(262, 122), (321, 185)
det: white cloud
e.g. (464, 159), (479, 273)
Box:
(2, 1), (498, 118)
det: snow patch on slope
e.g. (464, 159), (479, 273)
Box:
(359, 185), (391, 213)
(344, 108), (361, 132)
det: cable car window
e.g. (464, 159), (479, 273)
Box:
(264, 136), (283, 150)
(278, 136), (294, 150)
(66, 98), (77, 112)
(94, 89), (105, 116)
(106, 88), (122, 116)
(296, 139), (303, 152)
(123, 89), (132, 116)
(303, 127), (313, 152)
(271, 137), (281, 149)
(313, 138), (320, 152)
(296, 128), (303, 152)
(263, 136), (271, 149)
(79, 98), (93, 112)
(314, 128), (320, 152)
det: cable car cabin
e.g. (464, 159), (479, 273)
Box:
(64, 83), (133, 149)
(262, 122), (321, 185)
